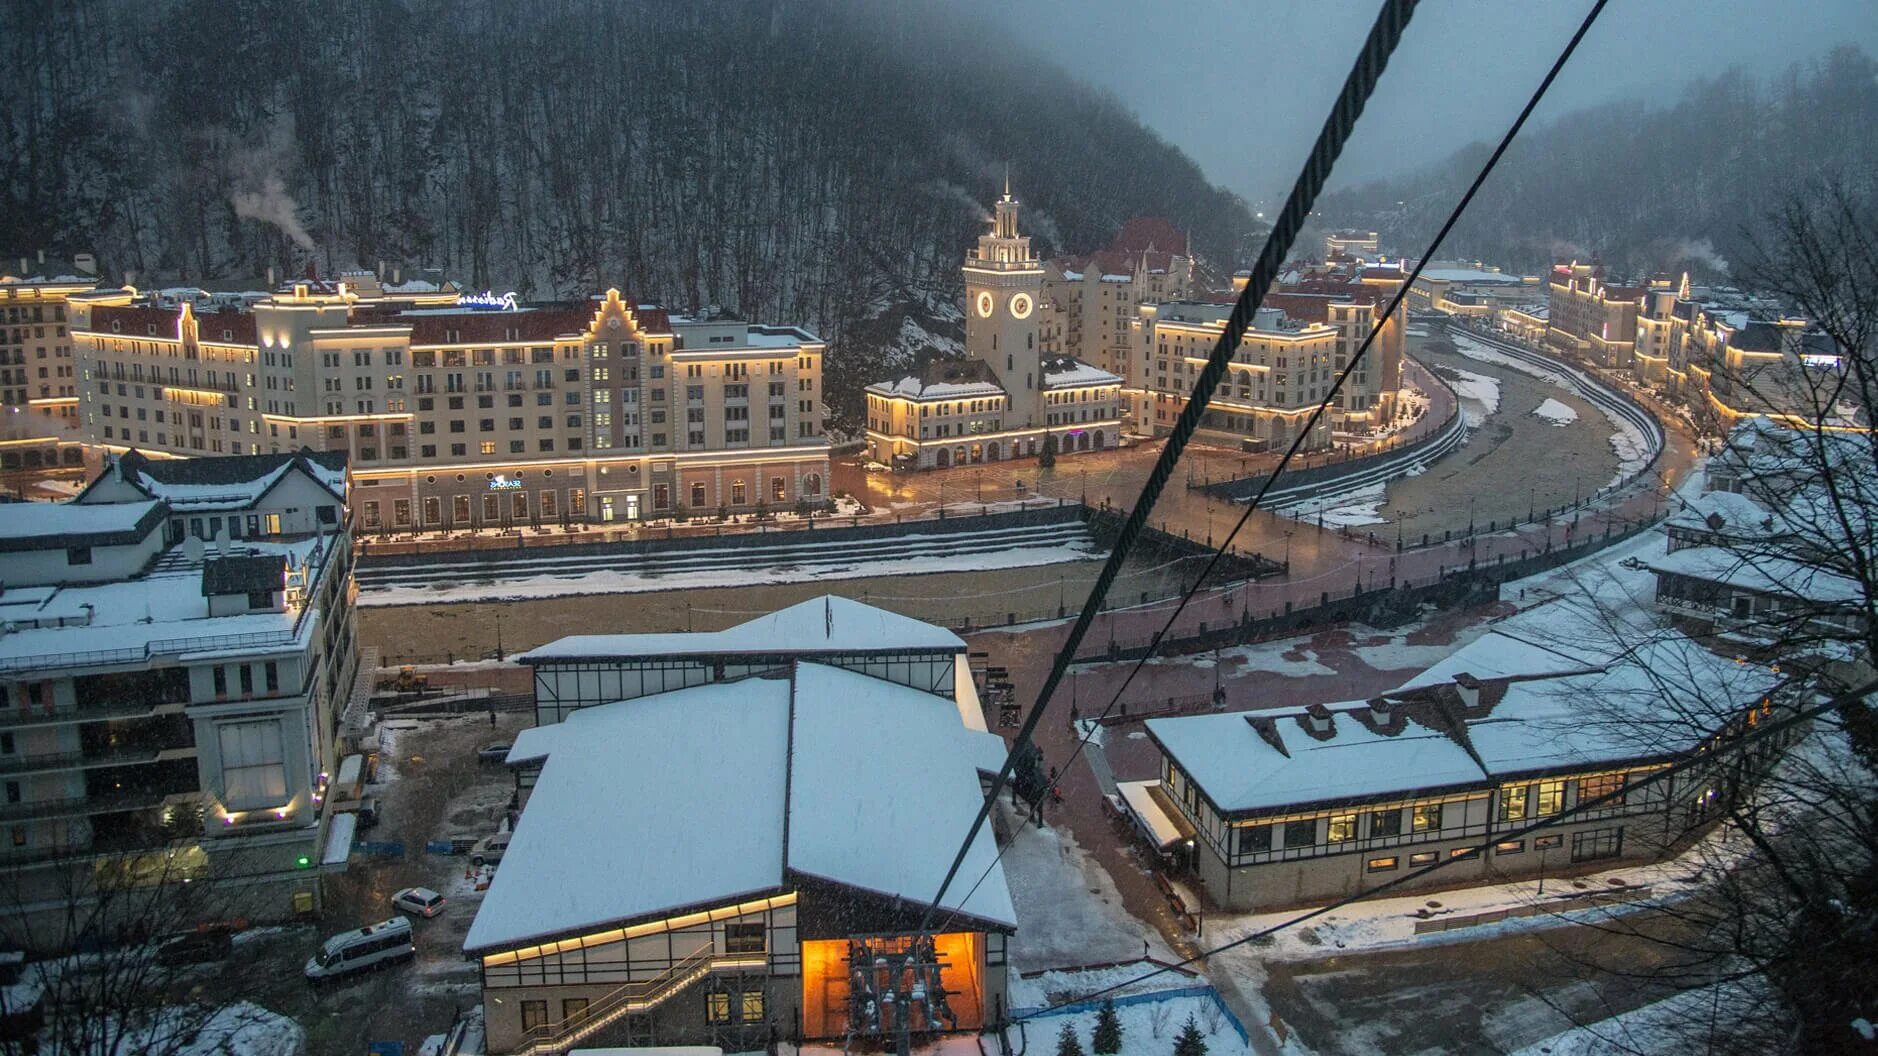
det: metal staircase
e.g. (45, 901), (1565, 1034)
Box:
(511, 945), (734, 1056)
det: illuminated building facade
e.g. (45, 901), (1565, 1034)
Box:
(1039, 218), (1196, 379)
(1, 252), (99, 422)
(71, 279), (829, 526)
(867, 187), (1123, 469)
(1545, 262), (1647, 369)
(0, 453), (357, 945)
(1324, 230), (1379, 259)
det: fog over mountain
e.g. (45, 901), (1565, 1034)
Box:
(0, 0), (1263, 424)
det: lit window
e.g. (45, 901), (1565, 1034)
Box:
(1410, 802), (1443, 832)
(1536, 781), (1565, 816)
(1499, 784), (1530, 823)
(1327, 814), (1356, 843)
(705, 992), (732, 1024)
(1366, 856), (1398, 873)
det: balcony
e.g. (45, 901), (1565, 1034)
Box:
(0, 787), (175, 824)
(0, 744), (196, 779)
(0, 700), (187, 731)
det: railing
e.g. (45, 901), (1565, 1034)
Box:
(0, 699), (184, 729)
(511, 945), (719, 1056)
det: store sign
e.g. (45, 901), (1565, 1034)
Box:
(488, 477), (524, 491)
(456, 290), (519, 312)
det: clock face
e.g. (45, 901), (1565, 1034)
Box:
(975, 291), (996, 318)
(1009, 293), (1034, 319)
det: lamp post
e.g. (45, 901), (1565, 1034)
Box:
(974, 470), (983, 504)
(1283, 530), (1293, 572)
(937, 478), (946, 519)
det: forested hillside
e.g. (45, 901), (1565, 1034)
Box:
(0, 0), (1261, 424)
(1320, 46), (1878, 280)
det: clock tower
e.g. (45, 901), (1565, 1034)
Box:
(965, 179), (1046, 427)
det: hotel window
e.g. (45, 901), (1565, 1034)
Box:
(1282, 819), (1315, 848)
(652, 484), (669, 509)
(1534, 834), (1564, 850)
(1535, 781), (1565, 816)
(1578, 772), (1626, 807)
(1409, 851), (1437, 867)
(1410, 802), (1442, 832)
(480, 442), (495, 455)
(731, 481), (746, 505)
(1370, 809), (1402, 838)
(1326, 814), (1356, 843)
(771, 478), (786, 501)
(724, 922), (765, 954)
(218, 721), (286, 805)
(689, 482), (706, 508)
(741, 990), (765, 1021)
(1448, 847), (1480, 861)
(1495, 840), (1524, 855)
(1499, 784), (1530, 823)
(1366, 856), (1398, 873)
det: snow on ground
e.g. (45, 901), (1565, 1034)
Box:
(1531, 397), (1578, 426)
(1157, 640), (1338, 679)
(998, 812), (1175, 972)
(1020, 991), (1255, 1056)
(1449, 331), (1653, 485)
(1342, 624), (1492, 673)
(97, 1002), (305, 1056)
(1442, 366), (1502, 425)
(361, 538), (1103, 607)
(1609, 421), (1652, 480)
(1293, 482), (1389, 527)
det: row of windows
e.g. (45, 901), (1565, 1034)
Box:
(1362, 827), (1621, 872)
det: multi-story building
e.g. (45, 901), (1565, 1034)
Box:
(1039, 219), (1195, 378)
(1136, 622), (1787, 912)
(867, 188), (1122, 469)
(0, 454), (357, 947)
(1545, 263), (1650, 369)
(468, 600), (1012, 1053)
(1324, 230), (1379, 260)
(1, 251), (100, 423)
(1407, 263), (1540, 318)
(70, 281), (829, 526)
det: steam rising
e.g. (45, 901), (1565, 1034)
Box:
(227, 119), (316, 252)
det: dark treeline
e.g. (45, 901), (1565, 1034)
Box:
(1320, 46), (1878, 281)
(0, 0), (1260, 424)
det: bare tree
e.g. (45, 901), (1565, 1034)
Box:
(0, 837), (291, 1056)
(1528, 182), (1877, 1055)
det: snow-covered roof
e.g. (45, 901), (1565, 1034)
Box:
(786, 664), (1014, 926)
(1150, 609), (1779, 815)
(866, 358), (1006, 401)
(522, 594), (966, 662)
(1643, 544), (1862, 604)
(464, 678), (792, 953)
(0, 498), (164, 549)
(102, 449), (349, 511)
(466, 661), (1013, 953)
(0, 535), (331, 672)
(1148, 710), (1487, 813)
(1040, 358), (1123, 390)
(1418, 267), (1527, 285)
(1663, 489), (1774, 537)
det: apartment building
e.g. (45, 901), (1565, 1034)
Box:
(1545, 263), (1649, 369)
(0, 455), (357, 947)
(470, 604), (1011, 1053)
(70, 282), (829, 526)
(1324, 230), (1379, 259)
(1138, 623), (1788, 912)
(1407, 263), (1540, 318)
(1, 252), (99, 422)
(867, 188), (1123, 470)
(1135, 302), (1339, 454)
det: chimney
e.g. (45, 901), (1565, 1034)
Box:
(36, 249), (45, 264)
(1298, 703), (1335, 739)
(1453, 673), (1482, 709)
(393, 265), (403, 285)
(377, 260), (386, 280)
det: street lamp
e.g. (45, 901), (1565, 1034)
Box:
(1283, 530), (1293, 571)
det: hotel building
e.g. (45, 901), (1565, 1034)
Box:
(1324, 230), (1379, 260)
(70, 279), (829, 527)
(1, 252), (99, 422)
(0, 452), (357, 947)
(1544, 262), (1648, 369)
(1038, 218), (1196, 378)
(469, 599), (1011, 1053)
(866, 188), (1123, 469)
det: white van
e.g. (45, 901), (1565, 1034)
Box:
(469, 832), (509, 867)
(304, 917), (415, 981)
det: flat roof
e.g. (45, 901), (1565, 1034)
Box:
(0, 499), (164, 550)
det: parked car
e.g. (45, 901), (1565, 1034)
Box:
(392, 887), (447, 919)
(356, 796), (380, 829)
(154, 930), (233, 967)
(469, 832), (510, 867)
(304, 917), (414, 982)
(476, 742), (513, 764)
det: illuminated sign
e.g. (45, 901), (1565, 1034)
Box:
(1801, 354), (1841, 370)
(456, 290), (520, 312)
(488, 476), (524, 490)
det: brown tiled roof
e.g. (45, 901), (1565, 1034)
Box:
(195, 312), (257, 344)
(87, 305), (183, 337)
(404, 306), (597, 345)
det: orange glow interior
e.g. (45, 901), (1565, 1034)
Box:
(800, 932), (984, 1039)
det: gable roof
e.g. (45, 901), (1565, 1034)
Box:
(465, 661), (1011, 953)
(522, 594), (966, 662)
(76, 449), (347, 512)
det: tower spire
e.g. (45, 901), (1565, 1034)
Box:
(1004, 163), (1011, 199)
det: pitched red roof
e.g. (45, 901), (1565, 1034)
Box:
(86, 305), (183, 337)
(195, 312), (258, 344)
(403, 306), (598, 345)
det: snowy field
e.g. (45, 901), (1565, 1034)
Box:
(998, 814), (1174, 972)
(1442, 366), (1503, 426)
(1019, 991), (1256, 1056)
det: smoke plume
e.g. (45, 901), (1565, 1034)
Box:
(227, 119), (316, 252)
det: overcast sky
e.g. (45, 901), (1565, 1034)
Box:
(981, 0), (1878, 208)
